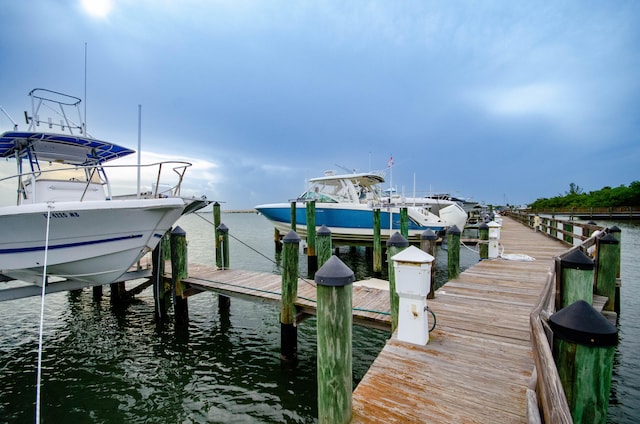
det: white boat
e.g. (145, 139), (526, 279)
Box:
(255, 170), (468, 243)
(0, 88), (199, 286)
(382, 190), (469, 230)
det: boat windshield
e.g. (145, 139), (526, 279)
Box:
(35, 162), (104, 184)
(299, 177), (382, 204)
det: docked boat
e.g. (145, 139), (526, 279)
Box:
(0, 88), (202, 286)
(255, 170), (468, 243)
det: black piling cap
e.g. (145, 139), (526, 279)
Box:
(587, 220), (597, 225)
(607, 226), (621, 234)
(315, 255), (355, 287)
(317, 224), (331, 237)
(478, 222), (489, 230)
(421, 229), (438, 240)
(172, 226), (186, 236)
(561, 249), (594, 270)
(283, 230), (301, 243)
(549, 300), (618, 347)
(598, 233), (619, 245)
(447, 225), (461, 236)
(217, 223), (228, 233)
(386, 232), (409, 247)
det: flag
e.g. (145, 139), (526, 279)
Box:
(388, 155), (394, 167)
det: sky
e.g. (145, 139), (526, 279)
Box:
(1, 0), (638, 209)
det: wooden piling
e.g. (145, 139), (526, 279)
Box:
(274, 227), (282, 253)
(317, 225), (332, 268)
(400, 207), (408, 239)
(171, 226), (189, 325)
(420, 229), (438, 299)
(478, 222), (489, 260)
(92, 285), (103, 301)
(306, 200), (317, 276)
(594, 234), (619, 312)
(109, 281), (126, 305)
(607, 226), (622, 314)
(559, 250), (594, 309)
(213, 202), (222, 268)
(550, 300), (618, 423)
(315, 256), (354, 424)
(386, 232), (409, 333)
(447, 225), (461, 280)
(281, 230), (300, 364)
(290, 201), (297, 232)
(373, 207), (382, 275)
(152, 232), (170, 321)
(217, 223), (229, 270)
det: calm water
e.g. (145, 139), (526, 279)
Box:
(0, 213), (637, 422)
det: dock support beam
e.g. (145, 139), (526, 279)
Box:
(594, 233), (619, 312)
(373, 208), (382, 275)
(420, 229), (438, 299)
(315, 256), (354, 424)
(281, 230), (300, 365)
(386, 232), (409, 333)
(550, 300), (618, 423)
(306, 200), (317, 276)
(447, 225), (461, 280)
(171, 226), (189, 325)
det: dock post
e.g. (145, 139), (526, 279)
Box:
(213, 202), (222, 268)
(92, 285), (103, 301)
(317, 225), (332, 268)
(290, 201), (297, 231)
(373, 207), (382, 275)
(478, 222), (489, 260)
(274, 227), (282, 253)
(315, 256), (354, 424)
(171, 226), (189, 325)
(420, 229), (438, 299)
(217, 223), (229, 269)
(281, 230), (300, 365)
(559, 250), (594, 309)
(549, 300), (618, 423)
(447, 225), (461, 280)
(607, 226), (622, 313)
(152, 232), (170, 321)
(110, 281), (126, 305)
(400, 207), (409, 239)
(306, 200), (317, 276)
(594, 233), (619, 312)
(387, 232), (409, 333)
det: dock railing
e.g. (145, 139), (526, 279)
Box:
(506, 210), (601, 246)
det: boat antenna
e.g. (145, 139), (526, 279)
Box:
(83, 42), (87, 134)
(137, 104), (142, 198)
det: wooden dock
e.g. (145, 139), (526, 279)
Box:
(183, 265), (393, 330)
(350, 216), (569, 423)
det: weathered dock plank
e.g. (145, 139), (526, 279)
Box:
(351, 216), (568, 423)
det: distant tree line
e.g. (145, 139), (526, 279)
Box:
(528, 181), (640, 209)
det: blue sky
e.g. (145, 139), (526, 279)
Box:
(1, 1), (638, 209)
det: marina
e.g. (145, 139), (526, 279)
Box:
(0, 210), (637, 422)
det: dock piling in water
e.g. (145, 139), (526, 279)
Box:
(447, 225), (461, 280)
(373, 207), (382, 275)
(171, 226), (189, 325)
(386, 232), (409, 333)
(306, 200), (317, 276)
(595, 234), (619, 312)
(280, 230), (300, 365)
(559, 250), (594, 309)
(316, 225), (332, 268)
(315, 255), (354, 424)
(420, 229), (438, 299)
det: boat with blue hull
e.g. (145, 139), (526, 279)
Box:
(255, 171), (467, 243)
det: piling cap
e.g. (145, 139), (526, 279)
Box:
(283, 230), (301, 243)
(171, 226), (186, 236)
(549, 300), (618, 347)
(561, 249), (594, 270)
(386, 232), (409, 247)
(447, 225), (461, 235)
(607, 226), (621, 234)
(217, 223), (228, 233)
(478, 222), (489, 230)
(315, 255), (355, 287)
(317, 224), (331, 236)
(421, 229), (438, 240)
(598, 233), (619, 245)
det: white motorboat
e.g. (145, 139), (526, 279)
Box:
(255, 170), (468, 243)
(0, 88), (198, 286)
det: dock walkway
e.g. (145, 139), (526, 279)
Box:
(351, 216), (568, 423)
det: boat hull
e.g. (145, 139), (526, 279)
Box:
(255, 202), (447, 243)
(0, 198), (185, 285)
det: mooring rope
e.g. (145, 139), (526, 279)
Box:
(35, 207), (52, 423)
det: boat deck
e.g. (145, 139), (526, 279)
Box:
(350, 216), (569, 423)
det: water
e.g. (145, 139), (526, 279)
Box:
(0, 213), (636, 422)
